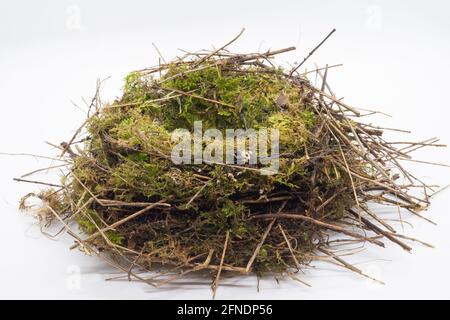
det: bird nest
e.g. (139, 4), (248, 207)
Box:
(18, 30), (443, 296)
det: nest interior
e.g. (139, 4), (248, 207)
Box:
(19, 34), (442, 292)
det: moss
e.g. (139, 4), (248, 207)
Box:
(156, 66), (295, 131)
(76, 209), (124, 245)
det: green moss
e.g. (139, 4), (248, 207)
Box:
(154, 66), (294, 131)
(76, 209), (124, 245)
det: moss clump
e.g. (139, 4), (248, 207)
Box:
(20, 41), (437, 291)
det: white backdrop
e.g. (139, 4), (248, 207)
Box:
(1, 0), (450, 299)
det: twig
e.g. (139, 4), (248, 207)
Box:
(212, 231), (230, 299)
(194, 28), (246, 66)
(290, 28), (336, 76)
(13, 178), (63, 188)
(252, 213), (385, 247)
(70, 200), (168, 250)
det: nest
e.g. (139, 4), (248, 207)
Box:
(18, 30), (443, 295)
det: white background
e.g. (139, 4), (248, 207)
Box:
(1, 0), (450, 299)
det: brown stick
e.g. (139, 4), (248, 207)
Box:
(319, 248), (385, 285)
(70, 200), (168, 250)
(348, 209), (412, 252)
(212, 231), (230, 299)
(290, 28), (336, 76)
(252, 213), (385, 247)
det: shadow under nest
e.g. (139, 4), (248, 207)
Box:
(18, 30), (442, 296)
